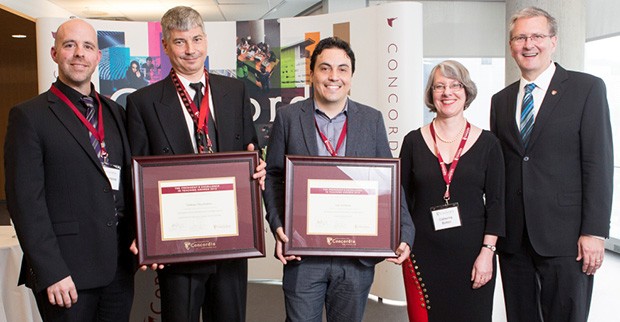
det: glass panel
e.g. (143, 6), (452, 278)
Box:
(585, 36), (620, 241)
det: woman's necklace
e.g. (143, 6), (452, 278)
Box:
(432, 119), (466, 144)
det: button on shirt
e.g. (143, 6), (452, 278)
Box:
(314, 100), (348, 157)
(515, 62), (556, 128)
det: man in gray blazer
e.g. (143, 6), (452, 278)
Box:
(490, 7), (613, 321)
(263, 37), (414, 322)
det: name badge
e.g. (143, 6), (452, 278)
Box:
(430, 202), (461, 231)
(103, 162), (121, 191)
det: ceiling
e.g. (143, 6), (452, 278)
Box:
(5, 0), (504, 22)
(47, 0), (322, 22)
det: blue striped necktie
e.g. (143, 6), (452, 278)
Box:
(80, 96), (103, 162)
(520, 83), (536, 147)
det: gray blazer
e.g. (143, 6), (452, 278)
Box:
(263, 97), (415, 259)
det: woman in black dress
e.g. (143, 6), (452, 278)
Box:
(401, 60), (505, 321)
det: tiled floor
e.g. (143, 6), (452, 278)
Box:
(589, 249), (620, 321)
(2, 202), (618, 321)
(491, 249), (620, 321)
(246, 251), (620, 321)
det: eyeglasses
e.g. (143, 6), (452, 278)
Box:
(432, 83), (464, 93)
(510, 34), (553, 44)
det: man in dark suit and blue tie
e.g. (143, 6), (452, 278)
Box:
(125, 6), (265, 322)
(490, 7), (613, 322)
(263, 37), (414, 322)
(4, 18), (135, 321)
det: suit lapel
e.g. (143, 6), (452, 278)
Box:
(154, 76), (196, 154)
(344, 99), (360, 157)
(527, 64), (568, 149)
(504, 82), (524, 152)
(299, 99), (319, 155)
(210, 76), (234, 151)
(47, 91), (105, 172)
(102, 97), (132, 165)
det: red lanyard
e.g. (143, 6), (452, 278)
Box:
(429, 120), (471, 203)
(50, 84), (108, 160)
(170, 68), (213, 152)
(315, 118), (347, 156)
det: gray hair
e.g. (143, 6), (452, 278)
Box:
(424, 60), (477, 112)
(509, 6), (557, 38)
(161, 6), (205, 41)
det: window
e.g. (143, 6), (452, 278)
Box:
(585, 36), (620, 251)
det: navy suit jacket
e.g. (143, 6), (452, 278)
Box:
(4, 87), (134, 292)
(490, 63), (613, 256)
(263, 98), (415, 265)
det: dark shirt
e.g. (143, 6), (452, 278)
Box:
(53, 80), (127, 222)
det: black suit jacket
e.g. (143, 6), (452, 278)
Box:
(490, 63), (613, 256)
(125, 73), (258, 272)
(126, 74), (257, 156)
(263, 98), (415, 266)
(4, 87), (134, 293)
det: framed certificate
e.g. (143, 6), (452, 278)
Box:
(132, 152), (265, 265)
(284, 156), (400, 257)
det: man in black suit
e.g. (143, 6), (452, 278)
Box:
(4, 19), (135, 322)
(125, 6), (265, 322)
(490, 7), (613, 321)
(263, 37), (414, 322)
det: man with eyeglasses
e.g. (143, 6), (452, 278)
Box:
(490, 7), (613, 322)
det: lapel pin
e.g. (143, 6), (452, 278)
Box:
(551, 90), (558, 95)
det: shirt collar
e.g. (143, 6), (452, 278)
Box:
(519, 61), (556, 92)
(177, 73), (206, 95)
(54, 79), (95, 110)
(313, 98), (349, 118)
(54, 78), (95, 102)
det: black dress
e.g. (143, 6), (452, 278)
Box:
(400, 129), (505, 322)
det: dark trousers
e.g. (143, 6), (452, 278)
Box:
(157, 259), (247, 322)
(499, 236), (593, 322)
(282, 257), (375, 322)
(34, 265), (134, 322)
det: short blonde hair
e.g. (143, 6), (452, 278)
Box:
(509, 7), (557, 38)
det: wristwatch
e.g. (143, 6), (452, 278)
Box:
(482, 244), (496, 253)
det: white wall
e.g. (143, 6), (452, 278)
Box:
(420, 1), (506, 57)
(370, 1), (506, 58)
(587, 0), (620, 40)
